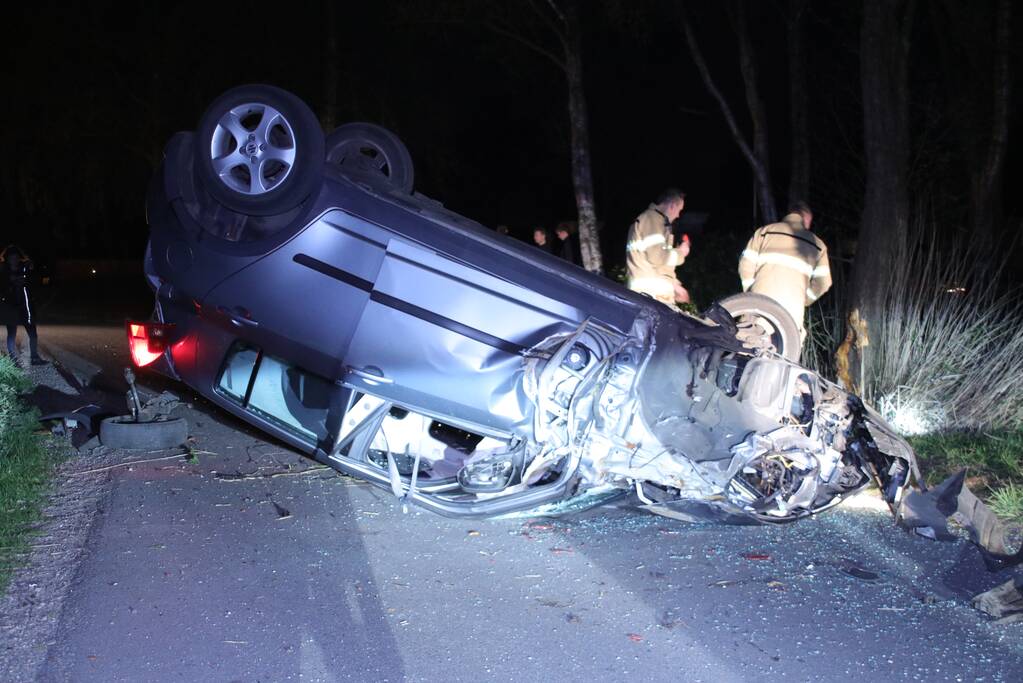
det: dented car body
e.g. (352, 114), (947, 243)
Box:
(142, 86), (1008, 547)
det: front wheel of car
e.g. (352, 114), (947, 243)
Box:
(194, 84), (325, 216)
(326, 122), (414, 193)
(715, 292), (801, 362)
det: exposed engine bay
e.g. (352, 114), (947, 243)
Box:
(322, 306), (916, 527)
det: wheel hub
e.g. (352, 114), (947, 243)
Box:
(210, 103), (297, 195)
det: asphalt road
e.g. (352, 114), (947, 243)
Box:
(15, 323), (1023, 681)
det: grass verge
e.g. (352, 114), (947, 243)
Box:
(0, 356), (59, 593)
(908, 429), (1023, 521)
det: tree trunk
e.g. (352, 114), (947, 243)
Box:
(844, 0), (913, 396)
(734, 3), (777, 224)
(787, 0), (810, 206)
(322, 0), (339, 131)
(563, 3), (602, 273)
(681, 6), (775, 228)
(969, 0), (1010, 246)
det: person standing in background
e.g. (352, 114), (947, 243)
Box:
(1, 245), (46, 366)
(554, 222), (580, 265)
(531, 227), (553, 254)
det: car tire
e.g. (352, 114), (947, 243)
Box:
(716, 293), (801, 362)
(99, 415), (189, 450)
(326, 122), (414, 193)
(194, 84), (325, 216)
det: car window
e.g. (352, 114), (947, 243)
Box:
(216, 342), (333, 443)
(217, 343), (259, 401)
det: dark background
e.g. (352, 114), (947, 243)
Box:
(2, 1), (1020, 305)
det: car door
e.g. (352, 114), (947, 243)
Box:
(202, 210), (387, 380)
(342, 236), (584, 433)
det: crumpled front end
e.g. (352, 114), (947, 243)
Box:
(521, 308), (916, 525)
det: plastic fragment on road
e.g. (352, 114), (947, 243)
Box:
(272, 501), (292, 520)
(741, 552), (771, 561)
(899, 469), (1023, 571)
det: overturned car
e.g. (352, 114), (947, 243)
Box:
(139, 85), (1006, 549)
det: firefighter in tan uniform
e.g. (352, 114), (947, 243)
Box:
(737, 202), (832, 339)
(626, 188), (690, 306)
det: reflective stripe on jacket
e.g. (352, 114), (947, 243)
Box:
(626, 204), (679, 298)
(737, 213), (832, 329)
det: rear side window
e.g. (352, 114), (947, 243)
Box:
(216, 342), (333, 443)
(217, 343), (259, 401)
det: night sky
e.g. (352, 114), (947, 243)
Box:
(4, 1), (1020, 300)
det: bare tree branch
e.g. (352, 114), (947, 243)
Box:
(680, 3), (776, 224)
(483, 18), (567, 71)
(680, 10), (756, 167)
(541, 0), (568, 26)
(523, 0), (572, 51)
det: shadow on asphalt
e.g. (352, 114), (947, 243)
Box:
(39, 402), (409, 681)
(547, 503), (1023, 678)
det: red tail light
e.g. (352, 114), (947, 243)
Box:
(127, 321), (175, 367)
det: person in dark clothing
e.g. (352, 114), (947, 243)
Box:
(554, 222), (581, 265)
(531, 227), (554, 254)
(1, 245), (46, 366)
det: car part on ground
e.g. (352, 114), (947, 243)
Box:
(98, 371), (189, 450)
(899, 468), (1023, 570)
(142, 84), (1018, 572)
(972, 577), (1023, 625)
(326, 122), (414, 193)
(98, 415), (188, 450)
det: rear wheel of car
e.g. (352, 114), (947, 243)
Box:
(194, 84), (325, 216)
(326, 122), (414, 193)
(99, 415), (189, 450)
(716, 292), (801, 362)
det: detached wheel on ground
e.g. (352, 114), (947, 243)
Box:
(326, 122), (414, 193)
(194, 84), (325, 216)
(715, 292), (801, 362)
(99, 416), (189, 450)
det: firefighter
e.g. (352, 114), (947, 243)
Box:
(626, 188), (690, 306)
(737, 201), (832, 339)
